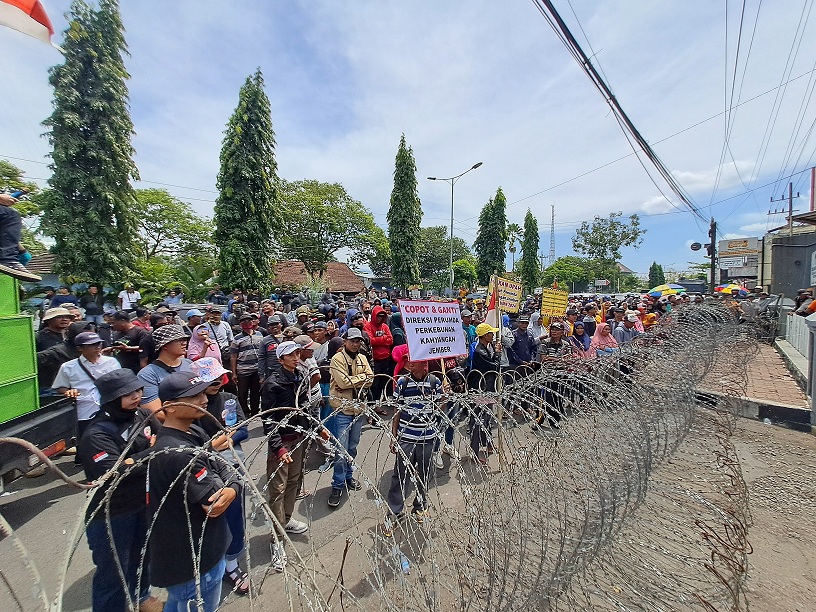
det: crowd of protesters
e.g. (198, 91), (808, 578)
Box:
(28, 280), (762, 611)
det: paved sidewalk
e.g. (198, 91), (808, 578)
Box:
(745, 343), (809, 408)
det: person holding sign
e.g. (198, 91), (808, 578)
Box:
(382, 358), (442, 535)
(467, 323), (502, 465)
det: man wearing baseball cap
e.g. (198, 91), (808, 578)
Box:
(612, 312), (642, 345)
(182, 308), (204, 338)
(467, 323), (502, 464)
(149, 372), (241, 611)
(260, 341), (315, 571)
(52, 331), (121, 439)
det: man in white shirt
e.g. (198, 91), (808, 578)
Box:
(52, 331), (121, 439)
(117, 284), (141, 312)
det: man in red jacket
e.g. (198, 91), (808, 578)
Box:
(364, 305), (394, 405)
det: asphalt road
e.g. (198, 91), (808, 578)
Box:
(0, 416), (481, 611)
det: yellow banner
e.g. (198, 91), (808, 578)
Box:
(488, 276), (523, 313)
(539, 288), (569, 317)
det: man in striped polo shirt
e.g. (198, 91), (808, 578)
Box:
(230, 314), (264, 416)
(384, 358), (442, 532)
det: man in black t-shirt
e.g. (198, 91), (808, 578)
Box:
(149, 373), (241, 612)
(111, 312), (150, 374)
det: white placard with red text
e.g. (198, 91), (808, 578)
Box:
(399, 300), (467, 361)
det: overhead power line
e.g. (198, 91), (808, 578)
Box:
(531, 0), (708, 223)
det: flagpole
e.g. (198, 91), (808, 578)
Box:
(493, 274), (506, 472)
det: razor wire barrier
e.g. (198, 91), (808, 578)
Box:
(0, 303), (759, 611)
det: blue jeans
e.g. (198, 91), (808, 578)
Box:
(85, 313), (104, 325)
(164, 557), (225, 612)
(331, 412), (364, 489)
(85, 511), (151, 612)
(224, 491), (245, 560)
(319, 383), (337, 441)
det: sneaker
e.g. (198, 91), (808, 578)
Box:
(328, 488), (343, 508)
(317, 457), (335, 473)
(271, 543), (287, 572)
(432, 452), (444, 469)
(411, 508), (427, 524)
(0, 261), (41, 283)
(442, 443), (460, 460)
(284, 518), (309, 534)
(346, 478), (363, 491)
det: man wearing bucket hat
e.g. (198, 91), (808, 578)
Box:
(149, 372), (241, 612)
(137, 325), (191, 413)
(52, 331), (121, 440)
(36, 307), (74, 351)
(77, 369), (163, 612)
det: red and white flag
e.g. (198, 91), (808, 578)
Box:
(485, 275), (501, 331)
(0, 0), (55, 45)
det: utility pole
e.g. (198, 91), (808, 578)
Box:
(708, 218), (717, 294)
(548, 204), (556, 265)
(769, 182), (800, 237)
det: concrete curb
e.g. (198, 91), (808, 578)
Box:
(774, 338), (809, 396)
(696, 389), (812, 433)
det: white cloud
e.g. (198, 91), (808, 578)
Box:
(738, 222), (771, 233)
(2, 0), (816, 275)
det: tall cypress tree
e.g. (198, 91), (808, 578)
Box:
(648, 261), (665, 287)
(42, 0), (139, 284)
(387, 134), (422, 291)
(474, 187), (508, 285)
(518, 209), (541, 292)
(214, 69), (280, 291)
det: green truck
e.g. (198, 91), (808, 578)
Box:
(0, 275), (74, 490)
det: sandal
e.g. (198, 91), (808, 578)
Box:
(225, 567), (250, 596)
(296, 488), (311, 500)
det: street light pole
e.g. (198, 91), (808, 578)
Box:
(428, 162), (483, 297)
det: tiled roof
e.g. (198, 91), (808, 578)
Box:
(273, 260), (365, 294)
(27, 253), (56, 275)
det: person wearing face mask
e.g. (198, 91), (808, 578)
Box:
(77, 369), (163, 612)
(230, 314), (263, 416)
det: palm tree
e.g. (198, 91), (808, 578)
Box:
(506, 222), (522, 271)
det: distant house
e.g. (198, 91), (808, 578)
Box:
(616, 262), (636, 276)
(25, 254), (60, 289)
(272, 261), (365, 296)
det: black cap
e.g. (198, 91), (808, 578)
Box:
(613, 306), (625, 313)
(518, 315), (530, 322)
(158, 371), (211, 402)
(95, 369), (144, 406)
(301, 321), (315, 333)
(239, 313), (253, 321)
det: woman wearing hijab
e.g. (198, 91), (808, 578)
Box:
(187, 324), (222, 362)
(568, 321), (592, 358)
(529, 312), (547, 342)
(588, 322), (618, 357)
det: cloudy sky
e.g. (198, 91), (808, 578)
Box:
(3, 0), (816, 278)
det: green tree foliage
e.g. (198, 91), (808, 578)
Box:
(474, 187), (508, 285)
(41, 0), (139, 284)
(173, 255), (218, 302)
(648, 261), (666, 287)
(416, 226), (472, 282)
(518, 209), (541, 292)
(214, 68), (280, 292)
(506, 222), (522, 270)
(541, 256), (593, 288)
(134, 189), (214, 262)
(278, 179), (384, 279)
(387, 134), (422, 290)
(452, 258), (477, 288)
(571, 211), (645, 282)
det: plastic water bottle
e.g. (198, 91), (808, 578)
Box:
(224, 399), (238, 427)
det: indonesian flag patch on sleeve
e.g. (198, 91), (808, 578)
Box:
(194, 467), (208, 482)
(92, 451), (109, 463)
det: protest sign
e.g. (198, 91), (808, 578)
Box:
(400, 300), (467, 360)
(539, 288), (569, 317)
(487, 276), (523, 313)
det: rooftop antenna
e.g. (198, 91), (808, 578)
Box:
(548, 204), (556, 265)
